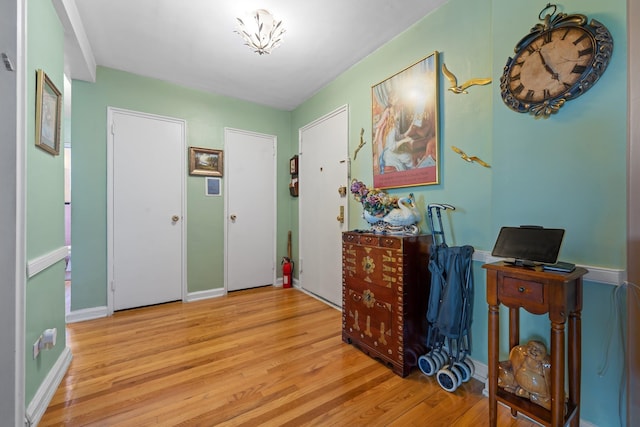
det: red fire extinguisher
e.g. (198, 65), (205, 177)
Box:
(282, 257), (292, 288)
(282, 231), (293, 288)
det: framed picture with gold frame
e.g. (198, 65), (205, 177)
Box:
(371, 52), (440, 189)
(189, 147), (223, 176)
(35, 69), (62, 156)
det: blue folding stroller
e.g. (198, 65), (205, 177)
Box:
(418, 203), (475, 392)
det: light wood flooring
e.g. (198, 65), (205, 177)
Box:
(41, 286), (538, 426)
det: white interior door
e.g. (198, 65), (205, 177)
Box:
(108, 108), (185, 311)
(225, 128), (276, 291)
(299, 105), (349, 305)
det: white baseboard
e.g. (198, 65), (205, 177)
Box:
(66, 306), (108, 323)
(185, 287), (225, 302)
(275, 277), (299, 289)
(25, 347), (72, 427)
(66, 288), (228, 323)
(467, 356), (488, 384)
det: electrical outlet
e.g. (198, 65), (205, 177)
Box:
(33, 336), (41, 359)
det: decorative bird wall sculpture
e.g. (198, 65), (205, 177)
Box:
(353, 128), (367, 160)
(451, 146), (491, 168)
(442, 63), (492, 94)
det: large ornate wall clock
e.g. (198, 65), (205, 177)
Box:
(500, 4), (613, 118)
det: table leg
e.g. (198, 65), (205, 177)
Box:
(508, 307), (520, 417)
(488, 304), (499, 426)
(550, 321), (565, 427)
(569, 309), (581, 426)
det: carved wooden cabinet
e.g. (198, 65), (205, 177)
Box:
(342, 231), (431, 377)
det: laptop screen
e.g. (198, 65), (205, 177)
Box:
(491, 226), (565, 265)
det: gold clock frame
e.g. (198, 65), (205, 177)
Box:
(500, 4), (613, 118)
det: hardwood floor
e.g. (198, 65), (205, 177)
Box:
(41, 286), (538, 426)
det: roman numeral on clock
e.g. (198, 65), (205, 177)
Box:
(512, 83), (525, 95)
(573, 33), (589, 45)
(525, 90), (535, 101)
(572, 64), (587, 74)
(578, 47), (593, 57)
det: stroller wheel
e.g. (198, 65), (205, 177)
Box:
(436, 367), (458, 392)
(432, 350), (445, 368)
(418, 354), (438, 376)
(438, 349), (450, 365)
(462, 358), (475, 379)
(449, 364), (463, 387)
(454, 361), (471, 383)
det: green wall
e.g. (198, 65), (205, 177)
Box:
(291, 0), (627, 425)
(25, 0), (67, 406)
(71, 67), (293, 309)
(53, 0), (627, 425)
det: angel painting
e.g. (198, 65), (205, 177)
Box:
(372, 52), (439, 189)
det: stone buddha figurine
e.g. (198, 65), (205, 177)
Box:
(497, 340), (552, 410)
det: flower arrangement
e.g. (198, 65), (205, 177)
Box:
(350, 179), (399, 218)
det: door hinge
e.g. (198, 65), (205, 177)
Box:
(111, 122), (115, 135)
(111, 280), (115, 291)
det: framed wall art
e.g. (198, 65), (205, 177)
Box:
(371, 51), (440, 189)
(189, 147), (223, 176)
(35, 69), (62, 155)
(205, 177), (222, 196)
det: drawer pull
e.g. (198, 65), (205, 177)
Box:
(518, 287), (525, 293)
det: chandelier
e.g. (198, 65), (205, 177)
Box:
(235, 9), (286, 55)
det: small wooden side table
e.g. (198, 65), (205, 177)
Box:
(483, 262), (587, 427)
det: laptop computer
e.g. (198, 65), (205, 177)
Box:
(491, 226), (565, 267)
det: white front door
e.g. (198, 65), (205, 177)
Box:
(225, 128), (276, 292)
(108, 108), (185, 311)
(299, 105), (349, 305)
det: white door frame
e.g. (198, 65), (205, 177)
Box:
(106, 107), (187, 314)
(2, 0), (26, 424)
(223, 127), (277, 292)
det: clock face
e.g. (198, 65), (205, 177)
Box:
(500, 14), (613, 118)
(507, 26), (595, 104)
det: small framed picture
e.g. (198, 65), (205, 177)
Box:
(205, 177), (222, 196)
(189, 147), (223, 176)
(290, 155), (298, 175)
(35, 69), (62, 155)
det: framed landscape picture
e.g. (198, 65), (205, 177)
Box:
(189, 147), (223, 176)
(371, 52), (440, 189)
(35, 69), (62, 155)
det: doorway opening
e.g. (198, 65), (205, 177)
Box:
(64, 143), (71, 315)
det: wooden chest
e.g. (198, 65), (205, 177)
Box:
(341, 231), (432, 377)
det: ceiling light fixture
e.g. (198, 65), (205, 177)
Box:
(235, 9), (285, 55)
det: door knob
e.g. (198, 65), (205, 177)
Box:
(230, 214), (237, 221)
(171, 215), (180, 222)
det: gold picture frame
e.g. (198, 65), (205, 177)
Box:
(189, 147), (223, 176)
(35, 69), (62, 156)
(372, 52), (440, 189)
